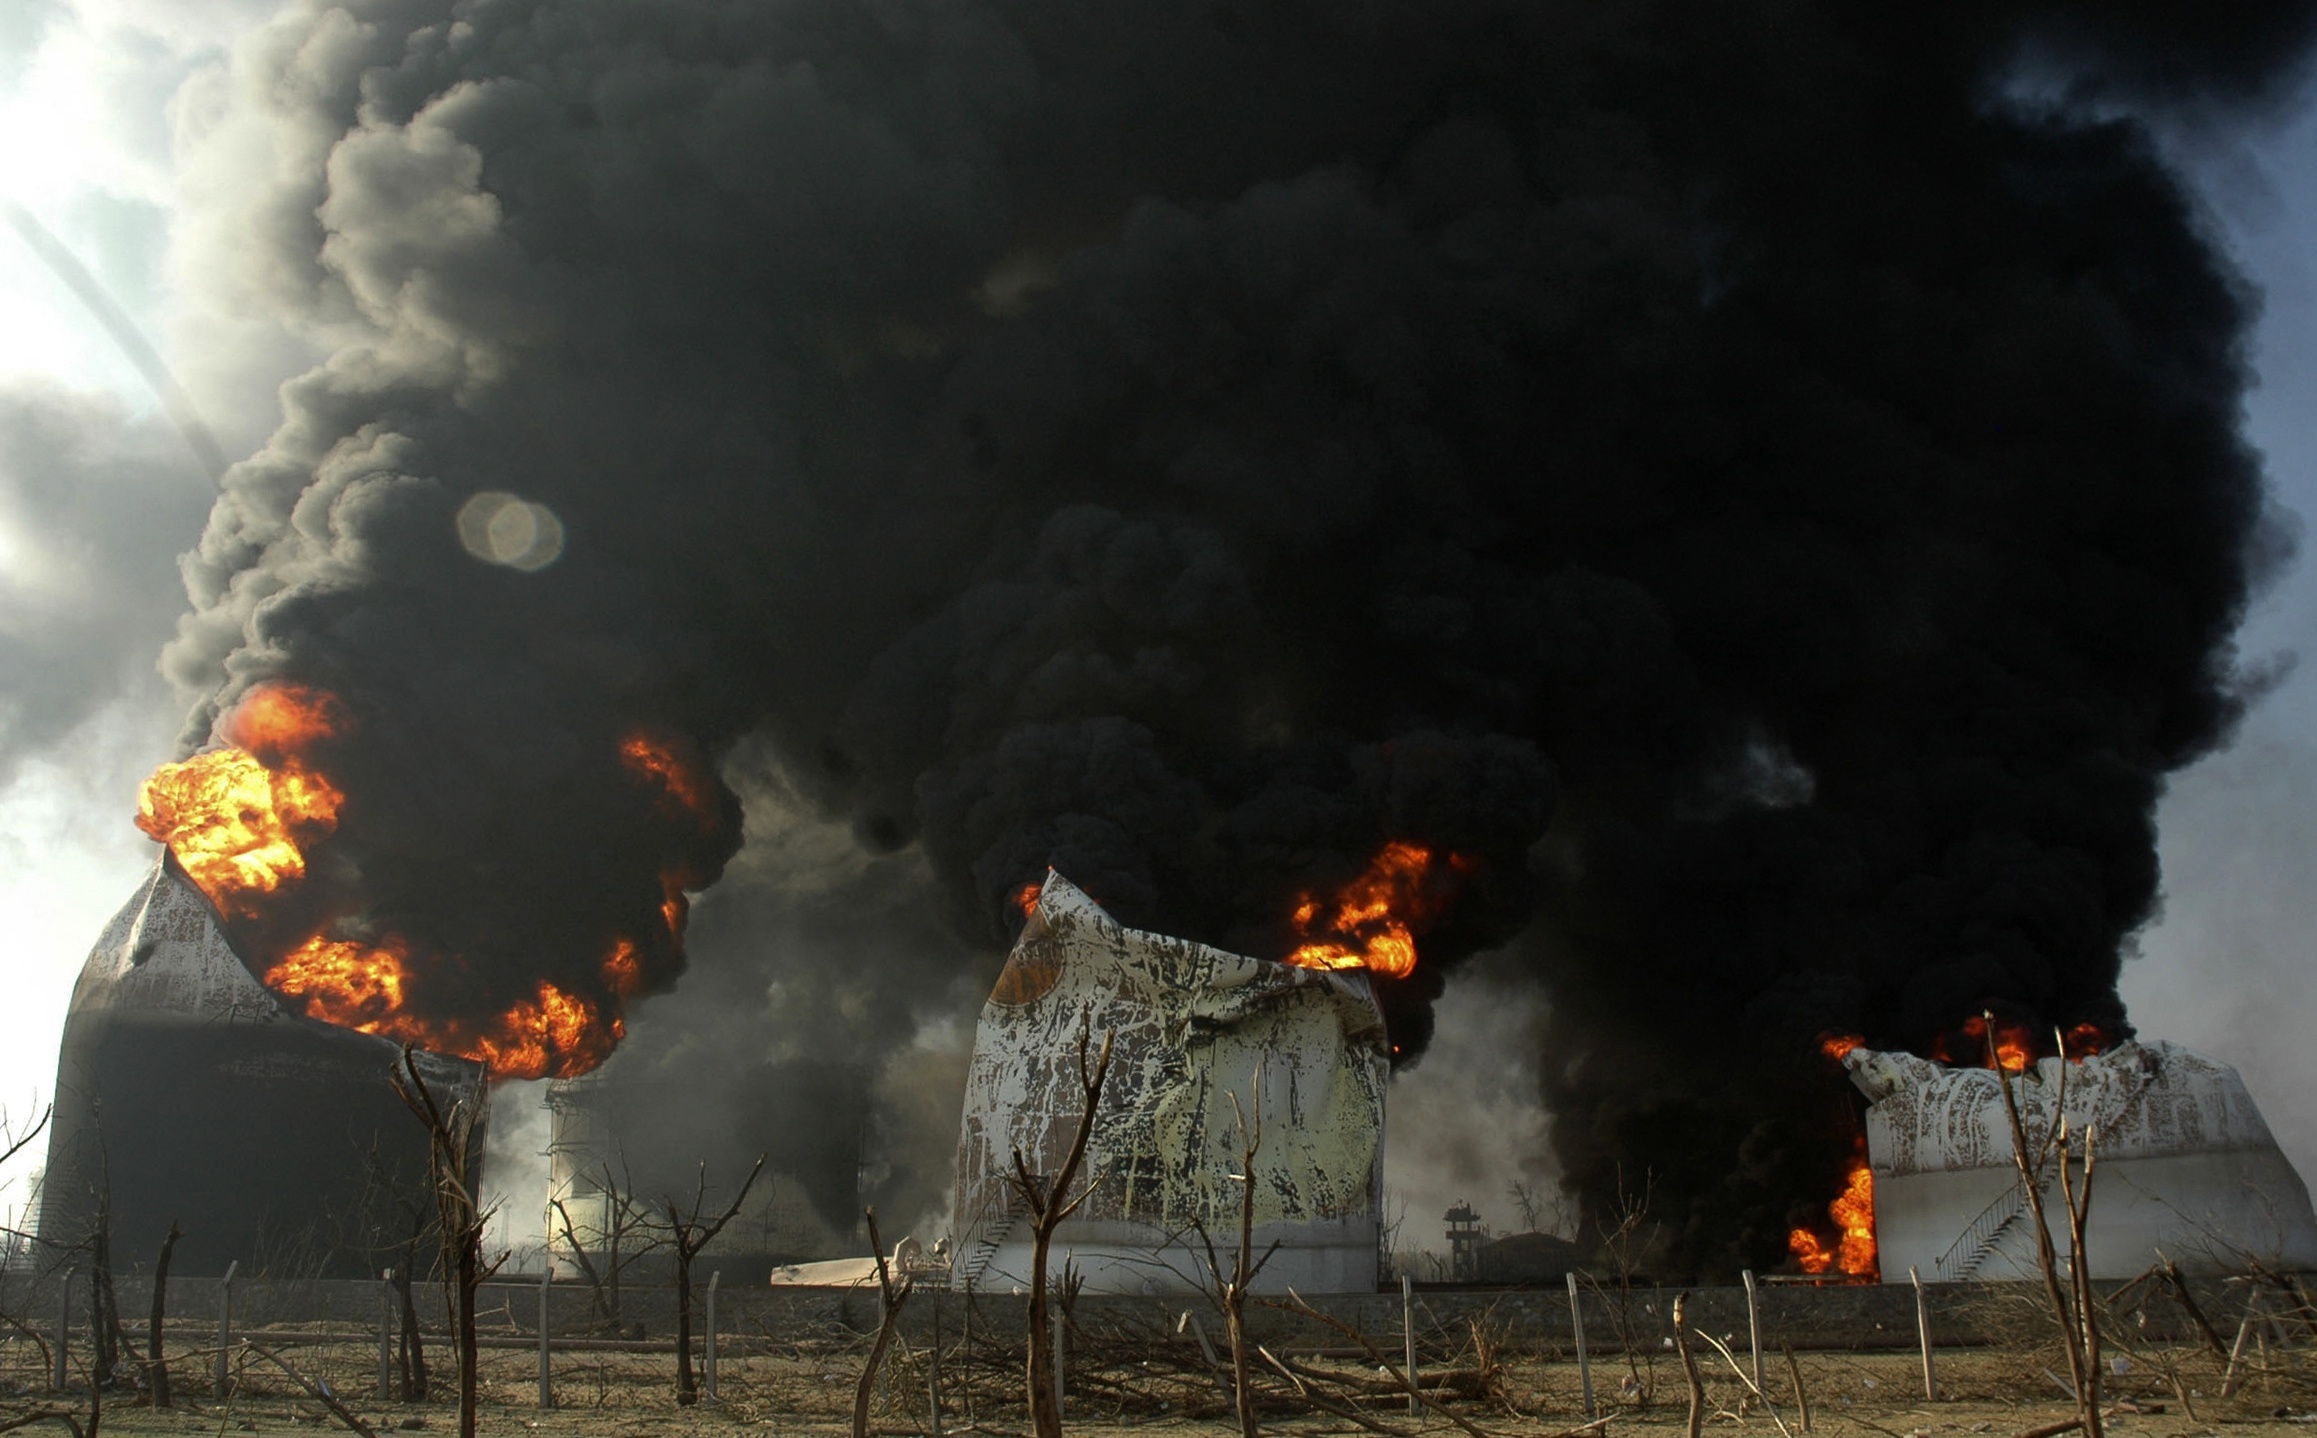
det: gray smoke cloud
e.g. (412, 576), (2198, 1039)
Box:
(148, 0), (2317, 1274)
(0, 384), (209, 779)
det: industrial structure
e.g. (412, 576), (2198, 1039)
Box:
(950, 872), (1388, 1294)
(1845, 1040), (2317, 1281)
(543, 1072), (855, 1282)
(1445, 1201), (1485, 1281)
(39, 858), (482, 1278)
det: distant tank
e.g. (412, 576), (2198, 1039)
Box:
(1846, 1041), (2317, 1281)
(37, 858), (484, 1279)
(543, 1067), (860, 1285)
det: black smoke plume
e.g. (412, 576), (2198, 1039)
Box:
(167, 0), (2314, 1271)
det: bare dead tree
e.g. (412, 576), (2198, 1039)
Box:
(654, 1154), (765, 1406)
(354, 1135), (436, 1400)
(1508, 1182), (1542, 1234)
(84, 1180), (121, 1388)
(248, 1343), (380, 1438)
(1005, 1025), (1115, 1438)
(1987, 1013), (2101, 1438)
(392, 1047), (502, 1438)
(1259, 1289), (1495, 1438)
(1671, 1293), (1704, 1438)
(1583, 1165), (1658, 1399)
(550, 1154), (659, 1330)
(393, 1225), (431, 1400)
(144, 1220), (182, 1407)
(1196, 1082), (1280, 1438)
(852, 1207), (917, 1438)
(0, 1107), (91, 1438)
(0, 1103), (46, 1170)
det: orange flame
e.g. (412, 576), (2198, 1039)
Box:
(603, 940), (646, 1000)
(264, 934), (629, 1081)
(1011, 880), (1043, 918)
(1820, 1032), (1863, 1062)
(1789, 1146), (1877, 1279)
(1280, 841), (1466, 980)
(1929, 1014), (2036, 1071)
(137, 691), (656, 1081)
(659, 873), (689, 938)
(2063, 1021), (2109, 1057)
(227, 683), (349, 756)
(621, 732), (714, 823)
(135, 685), (347, 918)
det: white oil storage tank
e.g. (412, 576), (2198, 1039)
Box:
(1845, 1040), (2317, 1281)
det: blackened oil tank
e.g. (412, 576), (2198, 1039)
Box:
(37, 858), (484, 1278)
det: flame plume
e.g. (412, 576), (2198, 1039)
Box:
(135, 685), (347, 918)
(1789, 1149), (1877, 1279)
(1281, 841), (1470, 980)
(1791, 1016), (2113, 1277)
(1928, 1014), (2110, 1071)
(622, 732), (716, 822)
(134, 685), (720, 1081)
(260, 935), (632, 1081)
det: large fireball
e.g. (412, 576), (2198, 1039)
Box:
(134, 683), (721, 1080)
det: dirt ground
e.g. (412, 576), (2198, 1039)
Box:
(17, 1341), (2317, 1438)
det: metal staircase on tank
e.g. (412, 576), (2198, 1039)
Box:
(957, 1189), (1024, 1290)
(1932, 1177), (2029, 1280)
(1930, 1057), (2159, 1280)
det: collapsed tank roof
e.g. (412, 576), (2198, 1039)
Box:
(39, 859), (482, 1278)
(952, 871), (1388, 1295)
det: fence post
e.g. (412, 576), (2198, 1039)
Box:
(378, 1268), (396, 1399)
(1402, 1273), (1419, 1416)
(214, 1260), (238, 1399)
(1567, 1270), (1594, 1420)
(1743, 1269), (1764, 1394)
(538, 1264), (553, 1409)
(704, 1270), (719, 1402)
(52, 1265), (74, 1391)
(1910, 1265), (1938, 1401)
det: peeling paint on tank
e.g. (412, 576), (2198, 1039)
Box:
(952, 872), (1386, 1293)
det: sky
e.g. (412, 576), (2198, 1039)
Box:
(2, 2), (2317, 1261)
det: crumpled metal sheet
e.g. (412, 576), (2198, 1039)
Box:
(1847, 1040), (2283, 1177)
(71, 859), (286, 1026)
(953, 872), (1387, 1271)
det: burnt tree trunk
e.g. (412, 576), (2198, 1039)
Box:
(393, 1047), (497, 1438)
(659, 1156), (764, 1408)
(145, 1220), (182, 1407)
(89, 1200), (126, 1386)
(674, 1252), (696, 1404)
(852, 1208), (914, 1438)
(453, 1220), (480, 1435)
(1008, 1027), (1114, 1438)
(396, 1239), (429, 1401)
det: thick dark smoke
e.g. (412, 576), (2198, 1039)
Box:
(168, 0), (2315, 1272)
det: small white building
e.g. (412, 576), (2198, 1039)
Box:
(1846, 1040), (2317, 1280)
(951, 872), (1388, 1294)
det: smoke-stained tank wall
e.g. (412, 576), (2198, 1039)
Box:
(1847, 1042), (2317, 1281)
(39, 860), (484, 1279)
(953, 873), (1387, 1294)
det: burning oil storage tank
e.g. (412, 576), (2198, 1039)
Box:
(1844, 1041), (2317, 1282)
(38, 858), (484, 1279)
(544, 1070), (857, 1281)
(951, 872), (1388, 1295)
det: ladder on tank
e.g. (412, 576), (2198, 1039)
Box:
(1932, 1178), (2029, 1280)
(956, 1188), (1024, 1290)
